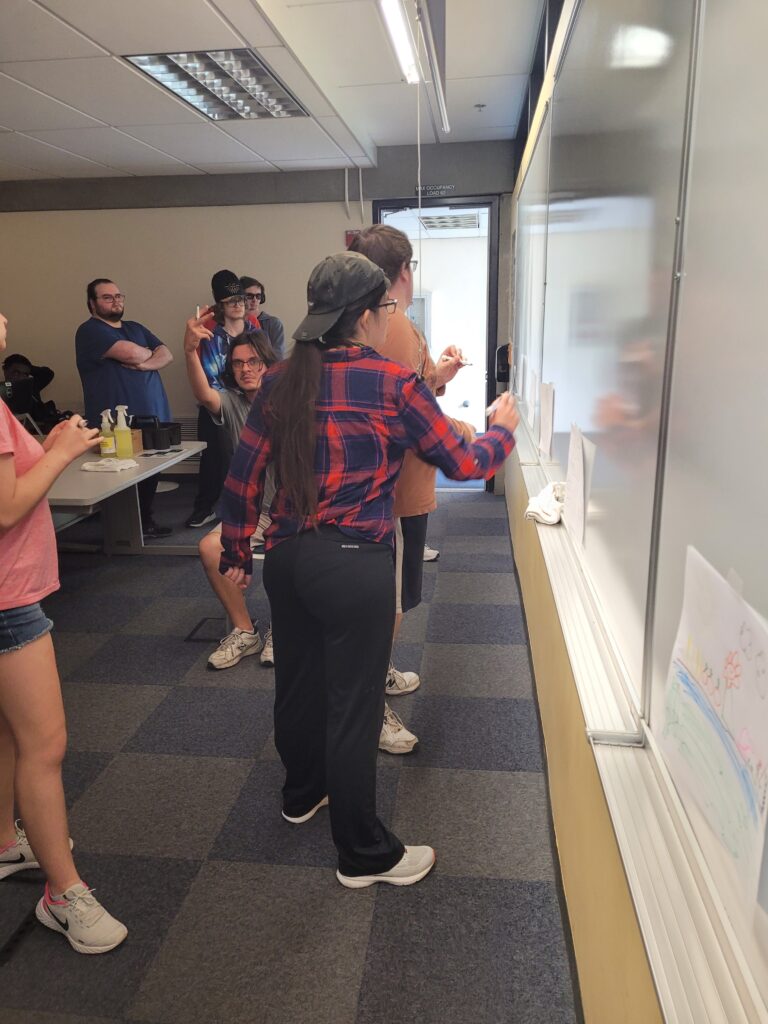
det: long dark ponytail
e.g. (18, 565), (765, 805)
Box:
(268, 283), (387, 519)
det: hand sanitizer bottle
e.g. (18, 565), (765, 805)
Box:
(99, 409), (116, 457)
(114, 405), (133, 459)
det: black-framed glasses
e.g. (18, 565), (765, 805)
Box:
(231, 357), (264, 370)
(409, 260), (418, 272)
(377, 299), (397, 315)
(98, 293), (125, 303)
(222, 296), (246, 307)
(245, 292), (264, 304)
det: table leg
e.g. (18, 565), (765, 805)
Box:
(101, 485), (144, 555)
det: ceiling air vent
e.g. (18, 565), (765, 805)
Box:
(126, 49), (308, 121)
(418, 212), (480, 231)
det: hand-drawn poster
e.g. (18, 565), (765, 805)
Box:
(660, 547), (768, 900)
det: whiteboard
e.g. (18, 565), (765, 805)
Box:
(537, 0), (695, 698)
(649, 0), (768, 1000)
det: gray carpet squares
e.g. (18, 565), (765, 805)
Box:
(0, 491), (579, 1024)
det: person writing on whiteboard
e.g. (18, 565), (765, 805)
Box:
(74, 278), (173, 537)
(217, 252), (518, 888)
(0, 310), (127, 953)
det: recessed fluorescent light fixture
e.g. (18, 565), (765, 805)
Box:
(379, 0), (420, 84)
(610, 26), (673, 69)
(126, 49), (308, 120)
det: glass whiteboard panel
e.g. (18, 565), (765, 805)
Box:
(538, 0), (695, 696)
(513, 106), (551, 438)
(649, 0), (768, 998)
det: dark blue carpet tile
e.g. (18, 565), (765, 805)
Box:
(0, 855), (200, 1020)
(68, 635), (203, 685)
(355, 876), (577, 1024)
(0, 879), (39, 953)
(42, 591), (147, 633)
(391, 641), (425, 677)
(442, 515), (509, 536)
(209, 760), (400, 869)
(436, 551), (516, 574)
(427, 602), (526, 645)
(125, 687), (274, 758)
(405, 696), (543, 772)
(419, 568), (437, 603)
(62, 750), (114, 808)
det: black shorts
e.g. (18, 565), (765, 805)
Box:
(395, 513), (428, 614)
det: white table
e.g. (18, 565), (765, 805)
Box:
(48, 441), (206, 555)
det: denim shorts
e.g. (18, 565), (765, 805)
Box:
(0, 602), (53, 655)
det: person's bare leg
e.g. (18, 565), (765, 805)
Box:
(0, 713), (17, 847)
(199, 532), (254, 633)
(392, 612), (403, 645)
(0, 634), (79, 894)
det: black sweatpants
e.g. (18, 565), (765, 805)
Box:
(263, 526), (405, 877)
(192, 406), (231, 515)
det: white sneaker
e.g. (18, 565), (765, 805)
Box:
(336, 845), (435, 888)
(282, 796), (329, 824)
(385, 664), (420, 695)
(36, 881), (127, 954)
(0, 822), (73, 879)
(260, 626), (274, 667)
(379, 702), (418, 754)
(207, 627), (263, 670)
(423, 545), (440, 562)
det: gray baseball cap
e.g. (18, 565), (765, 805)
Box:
(293, 252), (389, 342)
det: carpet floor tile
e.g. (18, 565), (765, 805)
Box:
(71, 635), (202, 686)
(427, 602), (526, 645)
(434, 571), (520, 605)
(420, 642), (533, 699)
(62, 683), (170, 753)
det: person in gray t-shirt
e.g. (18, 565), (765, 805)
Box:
(184, 313), (277, 670)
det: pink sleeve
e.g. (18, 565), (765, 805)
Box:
(0, 403), (17, 456)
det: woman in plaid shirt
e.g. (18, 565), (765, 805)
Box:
(217, 252), (519, 889)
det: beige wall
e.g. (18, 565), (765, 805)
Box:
(0, 201), (371, 418)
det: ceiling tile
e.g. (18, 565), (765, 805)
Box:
(0, 157), (51, 180)
(444, 75), (528, 137)
(24, 126), (195, 173)
(37, 0), (242, 55)
(273, 156), (352, 169)
(220, 116), (344, 160)
(0, 132), (126, 176)
(448, 0), (545, 78)
(0, 0), (105, 61)
(209, 0), (282, 47)
(340, 83), (436, 147)
(1, 57), (205, 126)
(194, 160), (274, 173)
(257, 46), (335, 118)
(121, 123), (261, 164)
(0, 71), (102, 130)
(316, 115), (366, 158)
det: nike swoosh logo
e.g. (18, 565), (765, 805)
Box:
(47, 907), (69, 931)
(2, 853), (25, 864)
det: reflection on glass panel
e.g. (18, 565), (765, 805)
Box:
(514, 107), (551, 437)
(538, 0), (695, 695)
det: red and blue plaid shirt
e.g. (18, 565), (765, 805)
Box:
(219, 345), (514, 574)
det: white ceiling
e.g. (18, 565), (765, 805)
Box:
(0, 0), (544, 182)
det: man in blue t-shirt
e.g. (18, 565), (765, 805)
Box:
(75, 279), (174, 537)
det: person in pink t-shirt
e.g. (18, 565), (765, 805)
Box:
(0, 311), (127, 954)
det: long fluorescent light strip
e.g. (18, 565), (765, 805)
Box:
(379, 0), (420, 84)
(126, 49), (308, 121)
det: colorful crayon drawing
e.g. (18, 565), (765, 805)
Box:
(660, 547), (768, 899)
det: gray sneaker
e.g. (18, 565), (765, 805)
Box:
(260, 626), (274, 667)
(379, 702), (418, 754)
(208, 627), (263, 670)
(423, 545), (440, 562)
(336, 845), (436, 888)
(0, 821), (73, 879)
(36, 881), (127, 954)
(385, 664), (420, 695)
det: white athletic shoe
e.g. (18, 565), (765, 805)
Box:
(423, 545), (440, 562)
(336, 845), (436, 888)
(36, 881), (127, 954)
(260, 626), (274, 667)
(282, 796), (329, 824)
(0, 822), (73, 879)
(379, 703), (418, 754)
(207, 627), (263, 670)
(385, 664), (421, 696)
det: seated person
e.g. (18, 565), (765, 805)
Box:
(183, 311), (278, 670)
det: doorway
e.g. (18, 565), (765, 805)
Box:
(373, 196), (500, 491)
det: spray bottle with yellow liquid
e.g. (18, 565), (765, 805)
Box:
(99, 409), (116, 457)
(114, 405), (133, 459)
